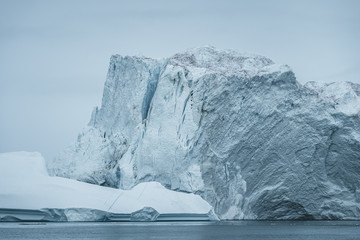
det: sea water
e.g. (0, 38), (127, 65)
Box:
(1, 221), (360, 240)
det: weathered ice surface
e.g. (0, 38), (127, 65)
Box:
(48, 46), (360, 220)
(130, 207), (159, 222)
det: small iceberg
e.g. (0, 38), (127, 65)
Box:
(0, 152), (218, 222)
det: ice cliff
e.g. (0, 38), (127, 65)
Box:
(48, 46), (360, 220)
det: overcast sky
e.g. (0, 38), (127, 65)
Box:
(0, 0), (359, 161)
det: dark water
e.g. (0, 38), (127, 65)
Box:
(1, 221), (360, 240)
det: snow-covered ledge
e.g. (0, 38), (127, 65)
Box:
(0, 152), (218, 222)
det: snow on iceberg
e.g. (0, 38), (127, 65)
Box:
(0, 152), (217, 221)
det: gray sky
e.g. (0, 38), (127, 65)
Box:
(1, 0), (359, 161)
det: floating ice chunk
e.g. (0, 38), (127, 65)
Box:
(130, 207), (159, 222)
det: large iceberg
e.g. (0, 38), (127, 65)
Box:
(0, 152), (216, 221)
(48, 46), (360, 220)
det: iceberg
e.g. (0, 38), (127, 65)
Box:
(47, 46), (360, 220)
(0, 152), (217, 221)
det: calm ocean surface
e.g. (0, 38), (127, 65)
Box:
(1, 221), (360, 240)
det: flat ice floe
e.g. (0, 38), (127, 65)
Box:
(0, 152), (217, 221)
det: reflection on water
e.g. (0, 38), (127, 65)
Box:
(1, 221), (360, 240)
